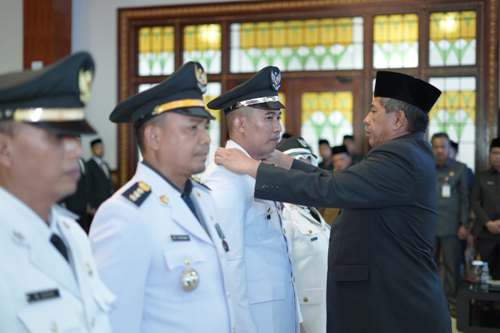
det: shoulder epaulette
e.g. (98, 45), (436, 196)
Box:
(191, 176), (211, 191)
(122, 181), (151, 207)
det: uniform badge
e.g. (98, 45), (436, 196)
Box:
(195, 65), (207, 94)
(159, 195), (169, 205)
(26, 289), (60, 303)
(181, 259), (199, 291)
(271, 70), (281, 91)
(78, 69), (93, 104)
(122, 181), (152, 207)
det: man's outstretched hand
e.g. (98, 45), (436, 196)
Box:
(214, 148), (260, 178)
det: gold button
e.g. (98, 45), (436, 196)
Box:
(308, 230), (313, 234)
(303, 297), (309, 303)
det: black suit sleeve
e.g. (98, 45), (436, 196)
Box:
(255, 146), (415, 209)
(472, 174), (490, 227)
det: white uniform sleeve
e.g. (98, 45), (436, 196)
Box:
(89, 203), (152, 333)
(206, 170), (258, 333)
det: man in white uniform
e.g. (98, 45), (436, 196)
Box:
(90, 62), (234, 333)
(0, 52), (114, 333)
(204, 66), (299, 333)
(277, 136), (330, 333)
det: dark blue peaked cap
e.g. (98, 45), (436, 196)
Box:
(374, 71), (441, 113)
(0, 51), (96, 135)
(110, 61), (214, 125)
(207, 66), (285, 113)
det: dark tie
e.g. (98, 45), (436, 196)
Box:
(50, 233), (69, 262)
(308, 207), (322, 223)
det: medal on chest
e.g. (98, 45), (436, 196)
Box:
(181, 259), (199, 291)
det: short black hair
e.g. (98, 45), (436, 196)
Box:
(431, 132), (450, 143)
(449, 140), (459, 152)
(318, 139), (330, 146)
(343, 135), (354, 141)
(90, 138), (102, 147)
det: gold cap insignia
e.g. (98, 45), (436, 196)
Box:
(195, 65), (207, 94)
(79, 69), (93, 104)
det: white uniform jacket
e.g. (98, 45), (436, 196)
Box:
(0, 187), (114, 333)
(282, 204), (330, 333)
(204, 140), (299, 333)
(89, 162), (234, 333)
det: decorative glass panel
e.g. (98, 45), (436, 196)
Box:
(204, 82), (222, 167)
(429, 11), (476, 66)
(137, 83), (157, 93)
(183, 24), (221, 74)
(300, 91), (353, 156)
(373, 14), (418, 68)
(230, 17), (363, 73)
(428, 77), (476, 169)
(138, 26), (175, 76)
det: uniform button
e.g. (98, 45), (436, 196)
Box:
(308, 230), (313, 234)
(303, 297), (309, 303)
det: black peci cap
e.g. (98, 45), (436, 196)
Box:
(110, 61), (214, 125)
(331, 145), (349, 156)
(0, 51), (96, 135)
(207, 66), (285, 113)
(374, 71), (441, 113)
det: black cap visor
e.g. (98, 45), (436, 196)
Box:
(31, 120), (96, 136)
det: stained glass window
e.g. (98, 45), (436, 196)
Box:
(137, 83), (157, 93)
(138, 26), (175, 76)
(183, 24), (221, 74)
(373, 14), (418, 68)
(429, 11), (476, 66)
(428, 77), (476, 169)
(230, 17), (363, 73)
(300, 91), (353, 156)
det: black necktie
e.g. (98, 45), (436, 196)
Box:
(50, 233), (69, 262)
(308, 207), (322, 223)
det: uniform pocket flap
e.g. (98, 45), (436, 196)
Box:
(18, 301), (80, 332)
(332, 265), (369, 282)
(299, 288), (325, 305)
(163, 246), (205, 270)
(248, 280), (286, 304)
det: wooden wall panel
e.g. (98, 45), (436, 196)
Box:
(23, 0), (71, 69)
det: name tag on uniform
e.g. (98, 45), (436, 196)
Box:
(26, 289), (60, 303)
(441, 184), (451, 198)
(171, 234), (190, 242)
(310, 236), (318, 242)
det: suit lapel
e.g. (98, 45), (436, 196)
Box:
(28, 229), (80, 298)
(56, 216), (94, 321)
(169, 192), (213, 245)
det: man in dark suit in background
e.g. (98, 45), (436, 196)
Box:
(60, 155), (92, 232)
(86, 138), (113, 216)
(214, 71), (451, 333)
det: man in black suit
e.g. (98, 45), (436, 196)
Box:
(60, 156), (92, 232)
(86, 138), (113, 216)
(214, 71), (451, 333)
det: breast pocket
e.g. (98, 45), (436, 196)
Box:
(17, 298), (81, 333)
(163, 243), (206, 271)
